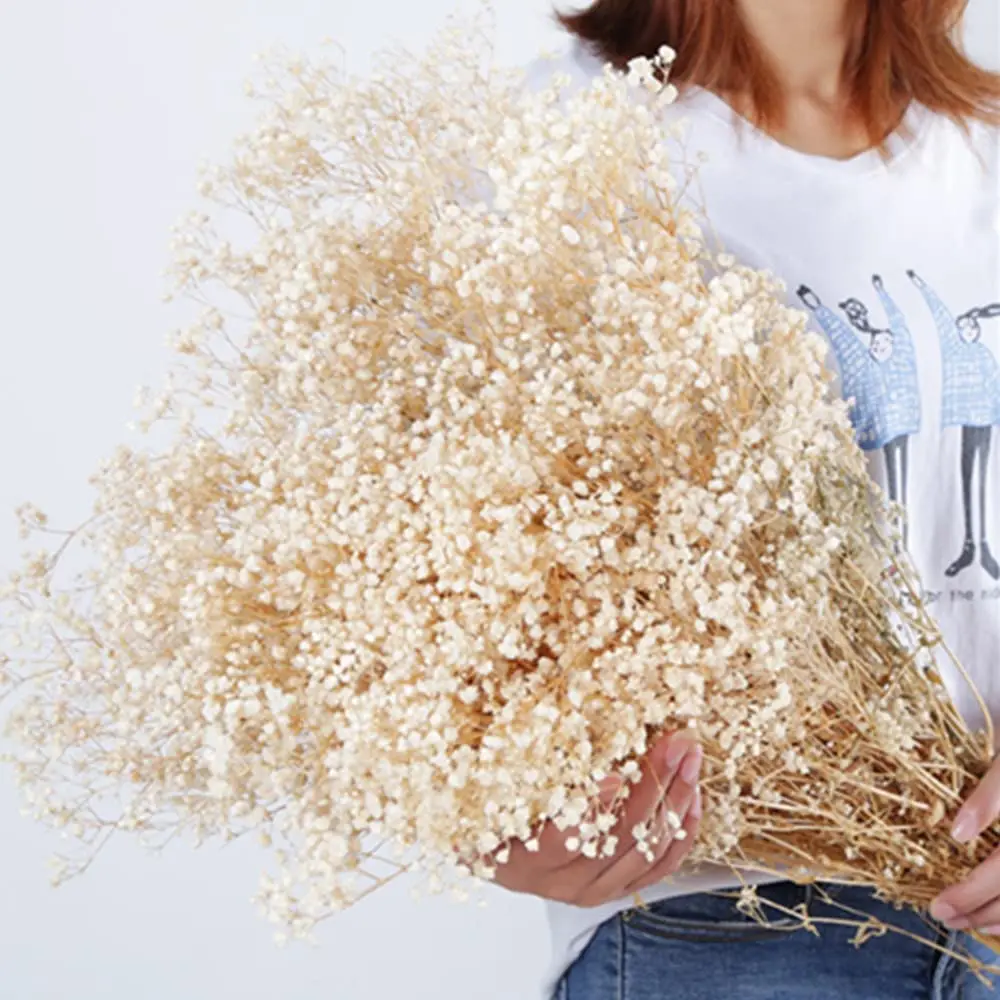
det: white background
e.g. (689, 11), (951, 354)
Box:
(0, 3), (996, 999)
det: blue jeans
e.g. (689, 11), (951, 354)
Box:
(557, 882), (1000, 999)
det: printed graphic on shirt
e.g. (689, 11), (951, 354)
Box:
(797, 284), (891, 451)
(907, 270), (1000, 580)
(797, 278), (919, 545)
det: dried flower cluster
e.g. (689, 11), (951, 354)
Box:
(2, 10), (998, 952)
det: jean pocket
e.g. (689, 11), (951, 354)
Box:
(622, 885), (809, 944)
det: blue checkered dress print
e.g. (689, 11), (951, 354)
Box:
(813, 303), (891, 451)
(874, 281), (921, 439)
(913, 279), (1000, 429)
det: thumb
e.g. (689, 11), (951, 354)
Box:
(952, 758), (1000, 844)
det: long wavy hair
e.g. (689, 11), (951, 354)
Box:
(556, 0), (1000, 143)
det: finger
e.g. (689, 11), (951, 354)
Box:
(617, 731), (696, 826)
(931, 847), (1000, 926)
(600, 736), (698, 866)
(495, 771), (628, 878)
(945, 895), (1000, 932)
(950, 759), (1000, 844)
(496, 732), (696, 900)
(627, 784), (701, 895)
(585, 745), (702, 902)
(633, 744), (701, 874)
(661, 750), (701, 830)
(493, 735), (670, 891)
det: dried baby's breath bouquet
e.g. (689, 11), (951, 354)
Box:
(2, 9), (999, 949)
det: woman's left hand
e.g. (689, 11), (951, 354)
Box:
(930, 756), (1000, 934)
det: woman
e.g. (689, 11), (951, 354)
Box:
(500, 2), (1000, 997)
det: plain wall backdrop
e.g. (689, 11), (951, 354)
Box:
(0, 3), (996, 999)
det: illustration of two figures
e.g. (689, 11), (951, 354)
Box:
(798, 272), (1000, 579)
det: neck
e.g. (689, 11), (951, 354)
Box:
(730, 0), (873, 158)
(736, 0), (854, 103)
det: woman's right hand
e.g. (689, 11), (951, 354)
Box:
(490, 731), (703, 907)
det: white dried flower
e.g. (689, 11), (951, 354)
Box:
(0, 4), (987, 945)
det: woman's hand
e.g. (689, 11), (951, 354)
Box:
(930, 756), (1000, 933)
(489, 731), (702, 907)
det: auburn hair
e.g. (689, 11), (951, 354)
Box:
(556, 0), (1000, 145)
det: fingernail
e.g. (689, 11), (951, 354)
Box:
(691, 786), (702, 819)
(680, 746), (703, 784)
(930, 899), (957, 924)
(951, 810), (978, 844)
(981, 924), (1000, 936)
(663, 737), (689, 772)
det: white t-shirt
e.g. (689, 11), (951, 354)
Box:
(526, 42), (1000, 997)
